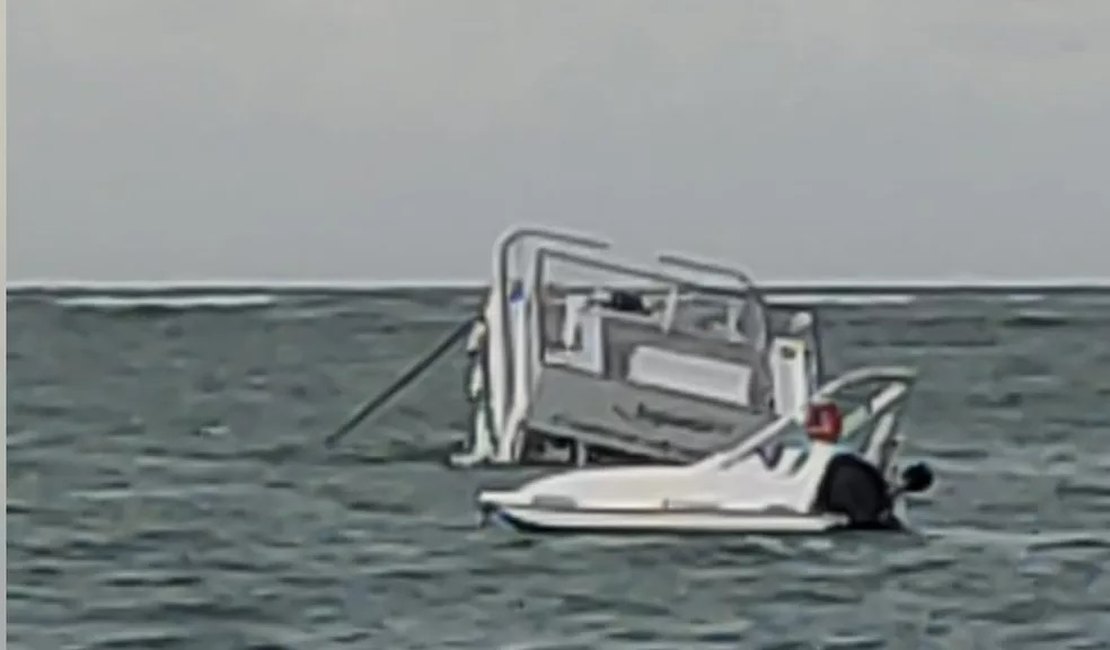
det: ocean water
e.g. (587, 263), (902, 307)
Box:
(6, 287), (1110, 649)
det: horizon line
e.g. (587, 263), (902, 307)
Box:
(9, 276), (1110, 293)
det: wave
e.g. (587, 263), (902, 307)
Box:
(765, 293), (917, 306)
(1001, 310), (1075, 329)
(53, 293), (279, 311)
(925, 526), (1110, 552)
(1002, 293), (1046, 303)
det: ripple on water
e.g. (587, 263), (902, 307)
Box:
(8, 289), (1110, 648)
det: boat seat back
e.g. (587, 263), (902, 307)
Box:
(626, 345), (754, 408)
(601, 317), (774, 410)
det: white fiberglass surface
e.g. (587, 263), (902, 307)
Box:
(627, 346), (753, 407)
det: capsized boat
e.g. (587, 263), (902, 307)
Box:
(449, 225), (828, 468)
(326, 223), (927, 498)
(476, 367), (936, 534)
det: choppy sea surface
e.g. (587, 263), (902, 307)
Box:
(7, 287), (1110, 649)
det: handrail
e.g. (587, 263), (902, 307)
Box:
(656, 253), (763, 299)
(705, 416), (796, 470)
(699, 365), (918, 470)
(656, 253), (772, 345)
(810, 366), (917, 400)
(542, 248), (700, 290)
(655, 253), (774, 384)
(834, 381), (910, 450)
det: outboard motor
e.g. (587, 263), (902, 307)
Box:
(806, 401), (933, 530)
(813, 454), (898, 529)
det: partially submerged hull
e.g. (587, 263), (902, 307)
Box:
(452, 226), (827, 468)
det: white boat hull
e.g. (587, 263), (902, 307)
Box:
(480, 502), (848, 534)
(473, 400), (935, 537)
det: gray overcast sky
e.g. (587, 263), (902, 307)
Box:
(9, 0), (1110, 284)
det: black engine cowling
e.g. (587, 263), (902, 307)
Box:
(812, 454), (899, 530)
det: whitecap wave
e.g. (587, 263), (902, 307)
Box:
(54, 293), (278, 310)
(1002, 293), (1046, 303)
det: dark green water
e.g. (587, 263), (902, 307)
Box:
(7, 288), (1110, 649)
